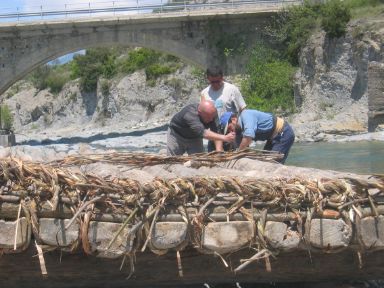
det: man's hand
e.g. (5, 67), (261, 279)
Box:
(239, 136), (253, 150)
(223, 131), (236, 143)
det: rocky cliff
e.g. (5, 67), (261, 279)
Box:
(4, 65), (203, 141)
(291, 18), (384, 142)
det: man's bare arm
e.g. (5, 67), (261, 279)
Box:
(238, 136), (253, 150)
(203, 130), (235, 144)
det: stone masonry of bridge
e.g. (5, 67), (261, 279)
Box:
(0, 8), (280, 95)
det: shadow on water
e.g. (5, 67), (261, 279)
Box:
(17, 124), (169, 146)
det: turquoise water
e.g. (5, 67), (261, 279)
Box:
(285, 141), (384, 174)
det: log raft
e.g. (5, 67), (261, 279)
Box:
(0, 150), (384, 287)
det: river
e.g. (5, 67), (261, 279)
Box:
(89, 132), (384, 174)
(286, 141), (384, 174)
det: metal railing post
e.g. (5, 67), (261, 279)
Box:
(113, 1), (115, 16)
(161, 0), (163, 13)
(65, 4), (67, 18)
(17, 7), (19, 21)
(40, 5), (43, 19)
(137, 0), (139, 14)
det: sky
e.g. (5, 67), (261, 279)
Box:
(0, 0), (164, 24)
(0, 0), (163, 12)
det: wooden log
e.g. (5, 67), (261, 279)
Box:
(0, 246), (384, 287)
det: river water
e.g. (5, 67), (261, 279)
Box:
(89, 131), (384, 175)
(286, 141), (384, 175)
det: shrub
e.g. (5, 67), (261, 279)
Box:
(0, 105), (14, 132)
(29, 66), (51, 90)
(267, 0), (354, 64)
(71, 48), (118, 92)
(120, 48), (161, 74)
(100, 80), (110, 96)
(28, 63), (71, 94)
(267, 1), (320, 65)
(241, 45), (296, 114)
(321, 0), (351, 38)
(145, 64), (174, 80)
(45, 70), (70, 94)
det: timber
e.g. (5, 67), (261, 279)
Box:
(0, 150), (384, 287)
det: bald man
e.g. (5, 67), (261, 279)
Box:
(167, 101), (235, 156)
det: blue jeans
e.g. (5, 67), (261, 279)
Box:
(264, 122), (295, 164)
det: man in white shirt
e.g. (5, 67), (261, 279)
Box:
(200, 66), (247, 151)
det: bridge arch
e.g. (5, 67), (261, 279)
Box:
(0, 10), (276, 95)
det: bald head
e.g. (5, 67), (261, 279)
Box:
(198, 100), (217, 124)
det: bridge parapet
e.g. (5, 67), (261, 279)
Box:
(0, 0), (300, 23)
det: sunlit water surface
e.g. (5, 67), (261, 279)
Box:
(285, 141), (384, 174)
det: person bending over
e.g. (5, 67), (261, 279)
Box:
(220, 110), (295, 163)
(167, 101), (235, 156)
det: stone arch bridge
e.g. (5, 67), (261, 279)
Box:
(0, 6), (286, 95)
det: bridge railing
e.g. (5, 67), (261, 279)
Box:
(0, 0), (302, 23)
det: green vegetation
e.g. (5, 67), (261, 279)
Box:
(20, 0), (381, 117)
(205, 20), (247, 62)
(268, 0), (382, 65)
(349, 0), (384, 18)
(26, 47), (181, 93)
(28, 64), (71, 94)
(321, 0), (351, 38)
(120, 48), (180, 84)
(241, 45), (296, 114)
(70, 47), (118, 92)
(241, 0), (380, 114)
(0, 104), (14, 132)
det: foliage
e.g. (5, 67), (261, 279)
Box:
(321, 0), (351, 38)
(346, 0), (384, 8)
(267, 0), (354, 65)
(205, 20), (247, 61)
(28, 64), (71, 94)
(146, 64), (175, 80)
(120, 48), (161, 74)
(266, 1), (319, 65)
(120, 48), (180, 83)
(71, 47), (118, 92)
(100, 80), (110, 96)
(241, 45), (296, 114)
(0, 104), (14, 132)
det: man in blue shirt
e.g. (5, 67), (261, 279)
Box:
(220, 110), (295, 163)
